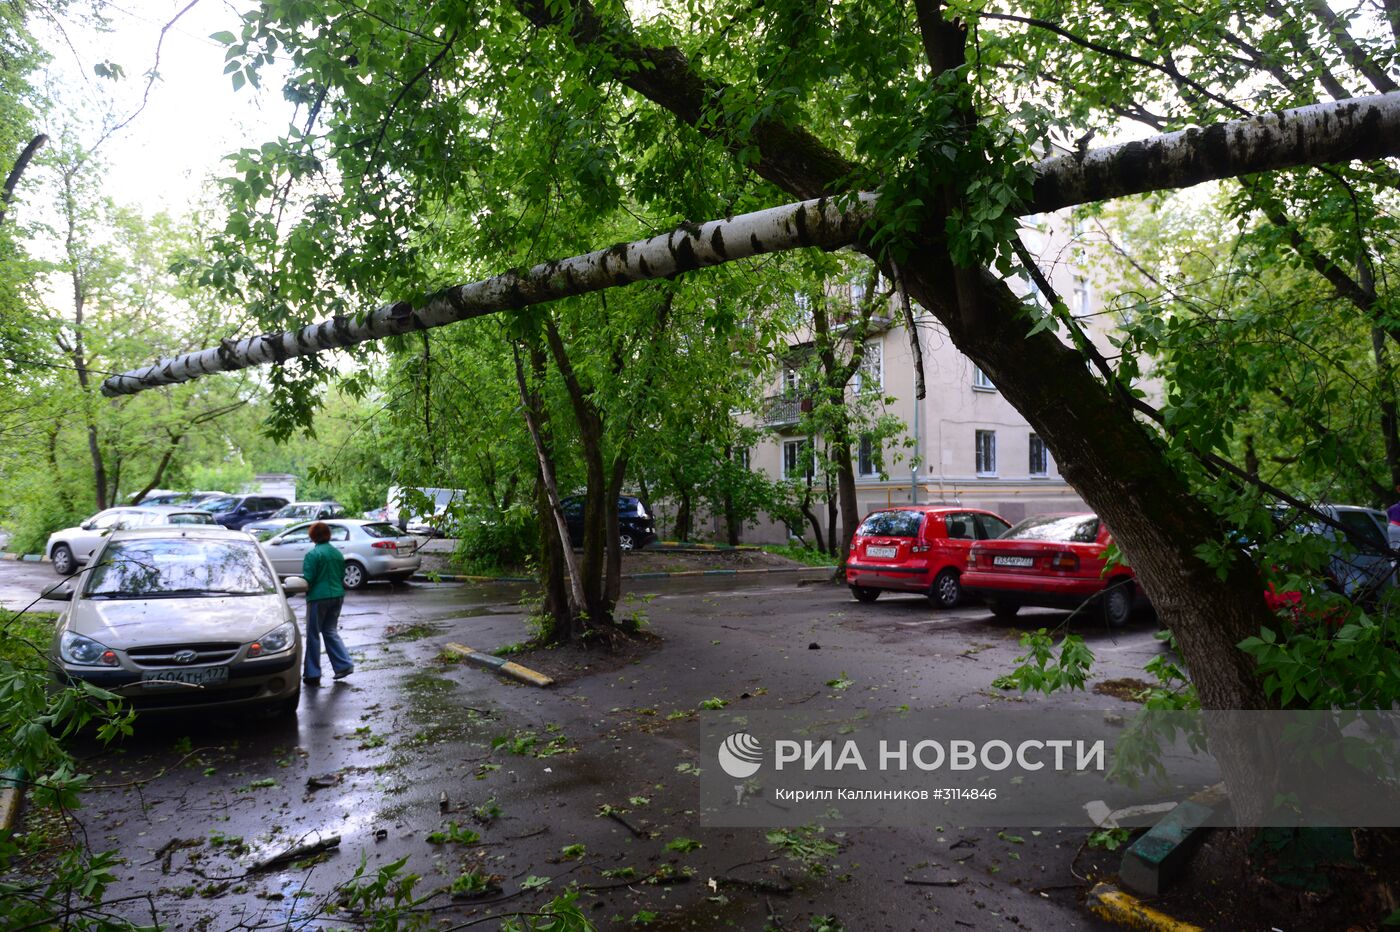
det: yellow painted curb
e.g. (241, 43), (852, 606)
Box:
(444, 643), (554, 688)
(1086, 883), (1201, 932)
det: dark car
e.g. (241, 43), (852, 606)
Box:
(199, 494), (290, 531)
(561, 495), (656, 551)
(845, 506), (1012, 608)
(962, 512), (1144, 627)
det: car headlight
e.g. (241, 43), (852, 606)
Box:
(248, 621), (296, 658)
(59, 631), (119, 666)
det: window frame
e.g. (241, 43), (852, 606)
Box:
(972, 365), (996, 392)
(1029, 433), (1049, 477)
(975, 430), (998, 477)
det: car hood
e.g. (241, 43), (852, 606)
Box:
(68, 594), (292, 649)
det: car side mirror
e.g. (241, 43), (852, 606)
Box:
(41, 581), (73, 601)
(80, 522), (94, 531)
(283, 576), (309, 595)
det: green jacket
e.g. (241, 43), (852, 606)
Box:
(302, 542), (346, 602)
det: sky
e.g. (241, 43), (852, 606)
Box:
(35, 0), (295, 216)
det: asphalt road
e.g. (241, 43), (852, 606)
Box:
(1, 560), (1154, 930)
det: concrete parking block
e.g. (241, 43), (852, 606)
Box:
(0, 767), (27, 831)
(443, 642), (554, 687)
(1087, 882), (1201, 931)
(1118, 799), (1215, 896)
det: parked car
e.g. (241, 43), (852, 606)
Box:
(42, 526), (305, 716)
(1274, 504), (1396, 605)
(260, 519), (422, 589)
(561, 495), (657, 551)
(46, 506), (216, 576)
(962, 512), (1144, 627)
(845, 506), (1011, 607)
(137, 490), (229, 506)
(243, 501), (346, 538)
(386, 486), (467, 537)
(198, 494), (290, 531)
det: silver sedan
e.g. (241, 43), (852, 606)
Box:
(259, 519), (422, 589)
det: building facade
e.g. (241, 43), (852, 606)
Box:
(738, 215), (1115, 544)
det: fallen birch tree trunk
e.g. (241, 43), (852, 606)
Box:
(102, 92), (1400, 396)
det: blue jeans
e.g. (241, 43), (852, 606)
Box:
(304, 597), (353, 680)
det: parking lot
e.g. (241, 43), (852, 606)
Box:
(0, 558), (1151, 929)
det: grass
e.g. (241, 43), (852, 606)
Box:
(761, 543), (839, 567)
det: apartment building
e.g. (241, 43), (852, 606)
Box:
(738, 215), (1114, 544)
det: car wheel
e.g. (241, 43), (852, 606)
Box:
(618, 533), (636, 552)
(342, 561), (368, 590)
(929, 569), (961, 609)
(850, 585), (881, 603)
(1101, 581), (1133, 628)
(276, 691), (300, 717)
(51, 544), (75, 577)
(987, 599), (1021, 620)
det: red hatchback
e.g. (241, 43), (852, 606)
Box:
(846, 507), (1012, 608)
(962, 512), (1142, 627)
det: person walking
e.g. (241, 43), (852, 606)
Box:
(302, 521), (353, 685)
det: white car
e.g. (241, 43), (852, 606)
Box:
(46, 506), (215, 576)
(260, 519), (422, 589)
(44, 527), (305, 716)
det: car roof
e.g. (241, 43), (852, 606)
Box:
(862, 505), (1000, 515)
(284, 500), (339, 506)
(108, 526), (256, 541)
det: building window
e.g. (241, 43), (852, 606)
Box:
(783, 366), (802, 397)
(975, 430), (997, 476)
(1029, 433), (1048, 476)
(784, 440), (814, 480)
(849, 279), (866, 308)
(972, 365), (996, 392)
(794, 292), (812, 322)
(857, 435), (879, 477)
(852, 340), (882, 394)
(736, 448), (750, 471)
(1072, 276), (1090, 316)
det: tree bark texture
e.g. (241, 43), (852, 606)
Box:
(102, 93), (1400, 397)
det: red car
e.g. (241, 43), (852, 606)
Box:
(961, 512), (1142, 627)
(845, 507), (1012, 608)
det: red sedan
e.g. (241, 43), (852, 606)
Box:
(845, 506), (1011, 608)
(962, 512), (1143, 627)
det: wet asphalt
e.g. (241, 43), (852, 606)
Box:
(0, 559), (1155, 930)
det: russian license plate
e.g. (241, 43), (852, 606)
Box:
(866, 546), (898, 559)
(993, 555), (1035, 568)
(141, 667), (229, 690)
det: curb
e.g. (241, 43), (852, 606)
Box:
(442, 643), (554, 687)
(650, 542), (760, 552)
(413, 565), (836, 584)
(1086, 883), (1201, 932)
(1, 552), (45, 562)
(0, 767), (27, 832)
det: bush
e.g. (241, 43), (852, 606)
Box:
(454, 509), (538, 572)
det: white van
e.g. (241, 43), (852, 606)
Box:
(385, 487), (467, 537)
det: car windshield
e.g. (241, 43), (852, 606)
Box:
(85, 538), (277, 598)
(275, 504), (318, 519)
(361, 523), (401, 538)
(1333, 511), (1388, 551)
(856, 511), (923, 538)
(1003, 515), (1100, 543)
(201, 497), (239, 514)
(167, 513), (214, 525)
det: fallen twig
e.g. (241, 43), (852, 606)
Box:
(250, 834), (341, 872)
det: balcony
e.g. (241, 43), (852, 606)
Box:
(762, 394), (811, 429)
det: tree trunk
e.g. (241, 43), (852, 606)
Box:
(101, 94), (1400, 397)
(0, 134), (46, 226)
(513, 341), (585, 637)
(674, 480), (692, 541)
(132, 433), (183, 504)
